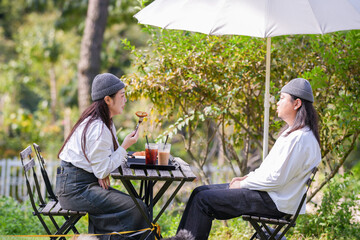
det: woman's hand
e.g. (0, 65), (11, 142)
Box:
(229, 176), (248, 189)
(121, 129), (139, 150)
(99, 176), (111, 190)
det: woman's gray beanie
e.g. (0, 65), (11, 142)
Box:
(281, 78), (314, 103)
(91, 73), (125, 101)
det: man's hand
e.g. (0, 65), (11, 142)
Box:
(99, 176), (111, 190)
(229, 176), (248, 189)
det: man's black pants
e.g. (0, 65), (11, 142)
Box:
(177, 184), (286, 240)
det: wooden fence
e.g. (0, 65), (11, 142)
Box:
(0, 158), (59, 202)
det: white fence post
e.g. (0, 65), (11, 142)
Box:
(0, 158), (59, 202)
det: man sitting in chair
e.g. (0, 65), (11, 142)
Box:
(177, 78), (321, 240)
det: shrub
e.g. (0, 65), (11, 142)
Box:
(0, 196), (88, 235)
(295, 173), (360, 239)
(0, 196), (44, 234)
(156, 203), (183, 238)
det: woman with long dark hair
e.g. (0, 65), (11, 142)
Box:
(56, 73), (148, 239)
(177, 78), (321, 240)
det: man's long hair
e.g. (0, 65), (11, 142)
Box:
(279, 95), (320, 146)
(58, 94), (116, 161)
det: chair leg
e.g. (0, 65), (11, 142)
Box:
(264, 225), (283, 240)
(49, 215), (60, 230)
(249, 220), (268, 240)
(277, 224), (292, 240)
(54, 215), (80, 236)
(249, 231), (258, 240)
(63, 215), (80, 234)
(63, 216), (82, 235)
(260, 223), (284, 240)
(261, 222), (273, 236)
(34, 213), (52, 235)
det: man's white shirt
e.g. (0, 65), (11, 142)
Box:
(240, 127), (321, 214)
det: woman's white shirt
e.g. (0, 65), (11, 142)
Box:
(59, 118), (127, 179)
(240, 127), (321, 214)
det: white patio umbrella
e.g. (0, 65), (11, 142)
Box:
(134, 0), (360, 159)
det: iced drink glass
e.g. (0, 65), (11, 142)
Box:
(145, 143), (158, 165)
(158, 143), (171, 165)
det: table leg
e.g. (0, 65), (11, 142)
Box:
(123, 179), (161, 240)
(153, 180), (172, 205)
(120, 180), (152, 227)
(149, 180), (153, 221)
(154, 180), (186, 223)
(141, 180), (162, 240)
(123, 179), (141, 199)
(145, 180), (149, 206)
(140, 180), (144, 199)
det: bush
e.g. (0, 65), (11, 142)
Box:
(156, 203), (183, 238)
(0, 196), (88, 235)
(0, 196), (45, 234)
(295, 173), (360, 239)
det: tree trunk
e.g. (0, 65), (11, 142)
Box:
(77, 0), (109, 112)
(64, 107), (72, 139)
(49, 65), (57, 123)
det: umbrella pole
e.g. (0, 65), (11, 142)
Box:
(263, 37), (271, 160)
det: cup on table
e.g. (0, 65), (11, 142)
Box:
(158, 143), (171, 165)
(145, 143), (158, 165)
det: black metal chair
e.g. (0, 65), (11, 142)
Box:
(32, 143), (57, 201)
(20, 145), (86, 240)
(242, 167), (318, 240)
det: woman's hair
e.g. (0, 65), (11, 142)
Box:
(58, 93), (117, 161)
(279, 95), (320, 146)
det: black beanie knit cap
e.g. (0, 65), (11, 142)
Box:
(91, 73), (125, 101)
(281, 78), (314, 103)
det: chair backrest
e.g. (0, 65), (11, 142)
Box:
(289, 166), (318, 222)
(33, 143), (57, 201)
(19, 146), (46, 212)
(269, 166), (318, 240)
(21, 146), (83, 236)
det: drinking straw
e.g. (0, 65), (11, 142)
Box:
(163, 134), (169, 150)
(146, 135), (150, 147)
(145, 135), (151, 161)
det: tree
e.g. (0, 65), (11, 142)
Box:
(0, 0), (148, 157)
(123, 30), (269, 183)
(122, 28), (360, 190)
(0, 9), (80, 157)
(77, 0), (109, 112)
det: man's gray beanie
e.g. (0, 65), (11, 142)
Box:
(91, 73), (125, 101)
(281, 78), (314, 103)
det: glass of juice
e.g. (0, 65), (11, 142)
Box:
(158, 143), (171, 165)
(145, 143), (158, 165)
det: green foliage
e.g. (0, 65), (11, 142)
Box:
(0, 11), (80, 158)
(0, 1), (149, 160)
(123, 28), (269, 177)
(55, 0), (142, 32)
(306, 31), (360, 169)
(123, 27), (360, 181)
(0, 0), (46, 39)
(295, 173), (360, 239)
(209, 218), (252, 240)
(0, 196), (42, 234)
(156, 203), (183, 238)
(271, 32), (360, 173)
(0, 196), (88, 235)
(352, 161), (360, 179)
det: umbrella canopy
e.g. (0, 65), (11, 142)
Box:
(134, 0), (360, 158)
(135, 0), (360, 37)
